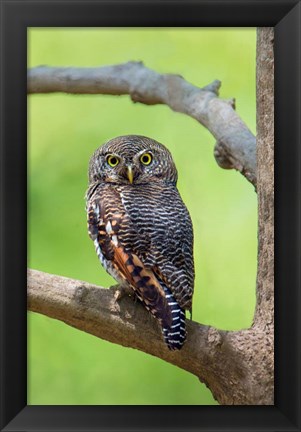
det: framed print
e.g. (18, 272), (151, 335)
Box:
(0, 0), (300, 431)
(26, 26), (258, 407)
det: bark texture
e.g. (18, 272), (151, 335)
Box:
(27, 28), (274, 404)
(28, 62), (256, 187)
(27, 268), (269, 405)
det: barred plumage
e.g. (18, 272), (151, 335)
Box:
(86, 135), (194, 350)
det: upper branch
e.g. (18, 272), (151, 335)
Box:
(28, 61), (256, 187)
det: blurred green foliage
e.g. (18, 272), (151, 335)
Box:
(28, 28), (257, 405)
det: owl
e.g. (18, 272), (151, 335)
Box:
(86, 135), (194, 350)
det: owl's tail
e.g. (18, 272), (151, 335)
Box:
(162, 285), (187, 350)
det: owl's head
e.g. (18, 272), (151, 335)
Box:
(88, 135), (178, 186)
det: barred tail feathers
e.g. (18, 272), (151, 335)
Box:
(162, 286), (187, 350)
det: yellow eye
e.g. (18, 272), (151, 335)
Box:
(140, 152), (152, 165)
(107, 155), (120, 167)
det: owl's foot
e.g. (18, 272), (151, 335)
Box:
(111, 284), (133, 302)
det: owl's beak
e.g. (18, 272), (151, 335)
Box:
(127, 165), (134, 184)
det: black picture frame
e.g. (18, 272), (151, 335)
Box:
(0, 0), (300, 431)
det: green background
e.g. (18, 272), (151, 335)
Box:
(28, 28), (257, 405)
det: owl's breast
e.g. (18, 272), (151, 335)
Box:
(116, 183), (193, 251)
(118, 184), (172, 227)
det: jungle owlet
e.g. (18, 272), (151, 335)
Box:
(86, 135), (194, 350)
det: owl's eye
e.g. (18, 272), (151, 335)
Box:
(140, 153), (153, 165)
(107, 155), (120, 167)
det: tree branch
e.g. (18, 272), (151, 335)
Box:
(27, 61), (256, 187)
(27, 268), (272, 405)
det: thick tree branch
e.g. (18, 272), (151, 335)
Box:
(27, 268), (272, 405)
(28, 62), (256, 187)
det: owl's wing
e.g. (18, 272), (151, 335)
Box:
(87, 185), (173, 329)
(153, 263), (193, 313)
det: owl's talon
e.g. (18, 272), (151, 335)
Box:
(112, 284), (132, 302)
(114, 289), (122, 301)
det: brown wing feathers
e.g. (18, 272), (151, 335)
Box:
(113, 247), (172, 328)
(87, 188), (173, 329)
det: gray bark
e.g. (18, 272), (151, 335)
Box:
(27, 28), (274, 404)
(28, 62), (256, 187)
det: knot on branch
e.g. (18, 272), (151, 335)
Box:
(207, 327), (223, 348)
(202, 79), (222, 95)
(214, 140), (236, 170)
(214, 140), (257, 190)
